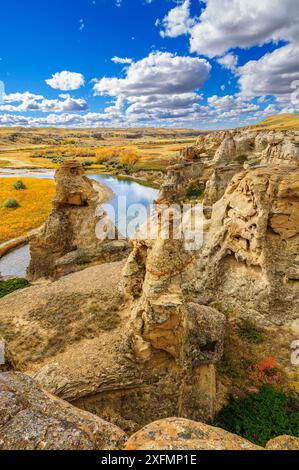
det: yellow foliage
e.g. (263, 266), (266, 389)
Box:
(0, 178), (55, 244)
(120, 147), (140, 167)
(95, 146), (121, 163)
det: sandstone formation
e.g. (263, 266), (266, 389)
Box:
(157, 161), (204, 203)
(265, 435), (299, 450)
(0, 208), (225, 431)
(123, 418), (262, 450)
(27, 160), (129, 280)
(196, 165), (299, 325)
(173, 128), (299, 208)
(0, 372), (126, 450)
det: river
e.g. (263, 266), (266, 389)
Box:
(0, 169), (159, 278)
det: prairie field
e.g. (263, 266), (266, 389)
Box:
(0, 178), (55, 243)
(0, 127), (206, 171)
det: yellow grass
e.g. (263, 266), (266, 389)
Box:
(0, 178), (55, 244)
(250, 113), (299, 130)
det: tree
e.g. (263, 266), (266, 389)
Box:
(120, 148), (140, 169)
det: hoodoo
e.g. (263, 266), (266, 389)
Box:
(27, 160), (130, 280)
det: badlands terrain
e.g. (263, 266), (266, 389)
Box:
(0, 114), (299, 450)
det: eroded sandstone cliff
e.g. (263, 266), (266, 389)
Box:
(27, 160), (130, 280)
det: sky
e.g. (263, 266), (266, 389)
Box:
(0, 0), (298, 129)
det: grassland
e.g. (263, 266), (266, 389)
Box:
(0, 127), (206, 172)
(0, 177), (55, 243)
(248, 113), (299, 131)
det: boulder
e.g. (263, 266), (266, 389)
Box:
(0, 372), (126, 450)
(124, 418), (262, 450)
(266, 435), (299, 450)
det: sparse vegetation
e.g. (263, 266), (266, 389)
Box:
(234, 154), (248, 163)
(215, 385), (299, 447)
(4, 198), (19, 209)
(238, 319), (265, 344)
(0, 278), (30, 298)
(186, 184), (204, 199)
(0, 178), (55, 243)
(13, 180), (26, 190)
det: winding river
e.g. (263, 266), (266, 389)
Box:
(0, 169), (159, 278)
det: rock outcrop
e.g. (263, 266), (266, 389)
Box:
(157, 161), (204, 203)
(27, 160), (130, 280)
(123, 418), (262, 450)
(0, 206), (225, 432)
(266, 435), (299, 450)
(0, 372), (126, 450)
(197, 165), (299, 325)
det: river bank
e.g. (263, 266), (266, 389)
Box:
(0, 170), (159, 278)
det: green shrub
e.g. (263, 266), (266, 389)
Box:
(4, 198), (20, 209)
(13, 180), (26, 190)
(186, 185), (204, 199)
(0, 278), (30, 298)
(82, 160), (93, 167)
(215, 385), (299, 447)
(235, 154), (248, 163)
(238, 319), (265, 344)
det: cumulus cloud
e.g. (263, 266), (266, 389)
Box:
(93, 51), (211, 122)
(94, 51), (210, 98)
(0, 91), (87, 113)
(159, 0), (299, 103)
(217, 53), (238, 71)
(160, 0), (299, 58)
(111, 56), (133, 64)
(159, 0), (195, 38)
(238, 43), (299, 100)
(46, 71), (85, 91)
(208, 94), (259, 114)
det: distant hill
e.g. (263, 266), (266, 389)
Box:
(250, 113), (299, 131)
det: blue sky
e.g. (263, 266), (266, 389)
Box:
(0, 0), (298, 129)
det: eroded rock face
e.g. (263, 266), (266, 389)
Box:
(124, 418), (262, 450)
(203, 163), (243, 209)
(0, 208), (225, 432)
(266, 435), (299, 450)
(27, 160), (129, 280)
(0, 372), (126, 450)
(197, 165), (299, 325)
(157, 162), (204, 203)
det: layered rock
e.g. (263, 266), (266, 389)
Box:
(0, 372), (126, 450)
(27, 160), (129, 280)
(0, 205), (225, 432)
(196, 165), (299, 325)
(124, 418), (262, 450)
(203, 163), (243, 209)
(266, 435), (299, 450)
(157, 161), (204, 203)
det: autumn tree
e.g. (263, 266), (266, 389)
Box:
(120, 147), (140, 169)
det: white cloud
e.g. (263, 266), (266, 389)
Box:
(208, 94), (259, 114)
(238, 43), (299, 100)
(79, 18), (85, 31)
(0, 91), (87, 113)
(217, 53), (238, 71)
(93, 51), (210, 122)
(46, 71), (85, 91)
(111, 56), (133, 64)
(94, 51), (210, 98)
(160, 0), (195, 38)
(159, 0), (299, 58)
